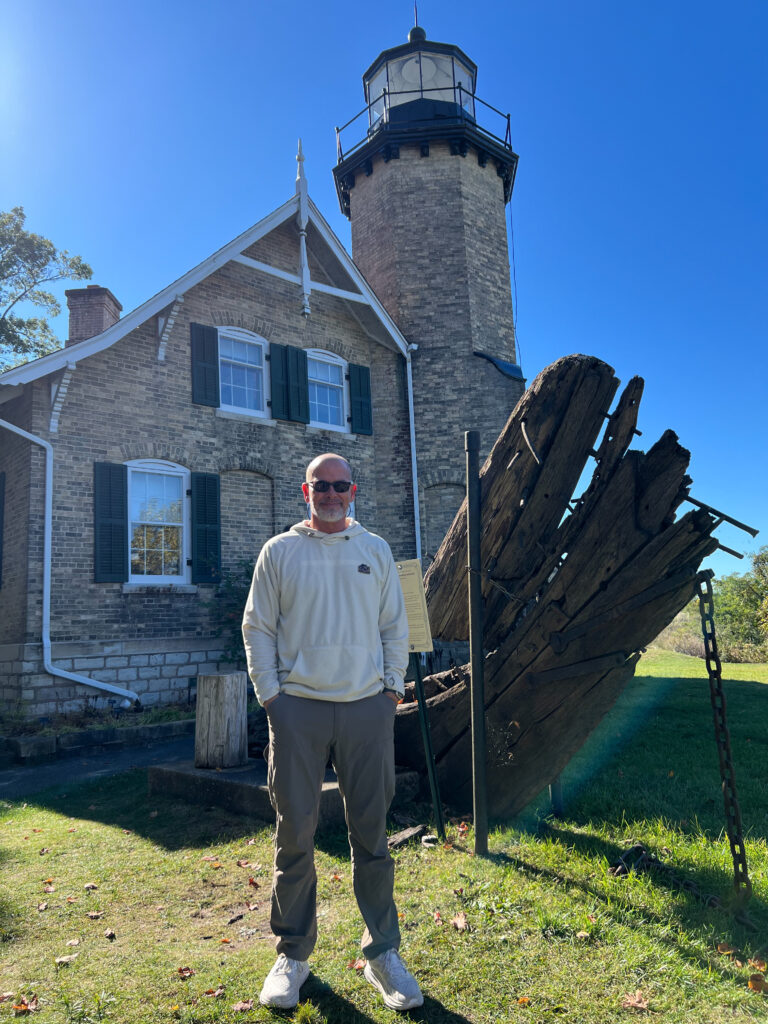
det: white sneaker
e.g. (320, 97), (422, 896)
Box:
(364, 948), (423, 1011)
(259, 954), (310, 1008)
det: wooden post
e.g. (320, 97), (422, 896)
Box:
(194, 672), (248, 769)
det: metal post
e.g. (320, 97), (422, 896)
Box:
(549, 776), (563, 819)
(466, 430), (488, 855)
(410, 652), (445, 840)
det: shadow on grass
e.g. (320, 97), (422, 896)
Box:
(300, 975), (472, 1023)
(22, 769), (269, 851)
(0, 847), (21, 941)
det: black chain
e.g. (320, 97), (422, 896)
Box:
(696, 570), (752, 909)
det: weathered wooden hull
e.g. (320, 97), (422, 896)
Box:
(395, 355), (718, 818)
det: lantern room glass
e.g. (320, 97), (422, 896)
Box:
(366, 50), (477, 126)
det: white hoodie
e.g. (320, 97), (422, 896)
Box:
(242, 520), (409, 705)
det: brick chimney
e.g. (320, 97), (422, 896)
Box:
(65, 285), (122, 346)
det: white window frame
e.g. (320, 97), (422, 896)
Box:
(126, 459), (191, 586)
(218, 327), (270, 418)
(307, 349), (349, 433)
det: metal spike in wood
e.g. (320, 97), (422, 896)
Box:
(396, 354), (719, 818)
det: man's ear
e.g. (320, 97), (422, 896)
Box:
(351, 484), (357, 499)
(301, 482), (309, 501)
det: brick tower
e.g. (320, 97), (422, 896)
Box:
(333, 25), (525, 560)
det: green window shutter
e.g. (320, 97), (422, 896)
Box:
(287, 345), (310, 423)
(190, 323), (220, 406)
(191, 473), (221, 584)
(269, 343), (309, 423)
(269, 342), (289, 420)
(349, 363), (373, 435)
(0, 472), (5, 588)
(94, 463), (128, 583)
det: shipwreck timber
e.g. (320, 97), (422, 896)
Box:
(394, 354), (721, 818)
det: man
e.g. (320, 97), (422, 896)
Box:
(242, 453), (423, 1012)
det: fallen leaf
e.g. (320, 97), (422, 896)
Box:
(248, 877), (260, 889)
(621, 989), (649, 1011)
(232, 999), (254, 1011)
(12, 994), (39, 1014)
(177, 967), (196, 979)
(220, 938), (231, 944)
(66, 897), (78, 904)
(330, 873), (342, 882)
(735, 959), (744, 969)
(87, 911), (103, 919)
(104, 929), (116, 941)
(44, 878), (53, 884)
(211, 863), (222, 870)
(451, 911), (470, 932)
(37, 903), (47, 912)
(38, 848), (49, 856)
(0, 993), (15, 1003)
(32, 829), (42, 833)
(201, 855), (218, 862)
(433, 911), (443, 923)
(457, 822), (470, 835)
(246, 838), (257, 845)
(718, 942), (736, 955)
(55, 954), (78, 966)
(68, 829), (76, 833)
(588, 914), (598, 923)
(246, 903), (259, 912)
(748, 974), (766, 993)
(66, 939), (80, 947)
(347, 958), (366, 970)
(576, 931), (590, 941)
(453, 887), (464, 896)
(84, 883), (98, 891)
(205, 986), (226, 998)
(122, 829), (132, 834)
(517, 996), (530, 1006)
(236, 860), (251, 868)
(750, 959), (768, 972)
(443, 842), (454, 850)
(43, 886), (55, 894)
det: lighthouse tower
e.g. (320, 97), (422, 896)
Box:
(333, 25), (525, 560)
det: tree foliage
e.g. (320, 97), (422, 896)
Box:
(0, 206), (92, 368)
(712, 546), (768, 661)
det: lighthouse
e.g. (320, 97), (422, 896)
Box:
(333, 25), (524, 560)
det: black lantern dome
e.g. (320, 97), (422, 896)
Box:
(333, 27), (517, 218)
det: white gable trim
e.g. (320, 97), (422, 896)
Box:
(0, 192), (408, 388)
(232, 254), (369, 304)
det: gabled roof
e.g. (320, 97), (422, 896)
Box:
(0, 191), (409, 389)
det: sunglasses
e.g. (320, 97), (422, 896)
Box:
(307, 480), (353, 493)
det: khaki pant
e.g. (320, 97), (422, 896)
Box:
(265, 692), (401, 961)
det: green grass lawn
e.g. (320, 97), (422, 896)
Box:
(2, 648), (768, 1023)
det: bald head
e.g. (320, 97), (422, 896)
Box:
(305, 453), (352, 482)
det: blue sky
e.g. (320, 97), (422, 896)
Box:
(2, 0), (766, 579)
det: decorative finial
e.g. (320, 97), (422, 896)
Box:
(414, 1), (418, 27)
(296, 138), (306, 195)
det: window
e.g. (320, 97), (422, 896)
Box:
(127, 461), (190, 584)
(189, 324), (372, 434)
(218, 329), (269, 416)
(94, 462), (220, 585)
(307, 350), (347, 431)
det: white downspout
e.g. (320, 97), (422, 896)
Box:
(405, 345), (423, 563)
(0, 417), (139, 706)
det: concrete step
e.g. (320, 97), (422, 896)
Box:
(148, 759), (420, 827)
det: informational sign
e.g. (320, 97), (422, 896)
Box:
(395, 559), (434, 653)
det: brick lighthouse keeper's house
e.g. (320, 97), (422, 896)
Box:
(0, 26), (524, 718)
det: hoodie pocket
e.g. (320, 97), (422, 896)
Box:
(286, 644), (381, 692)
